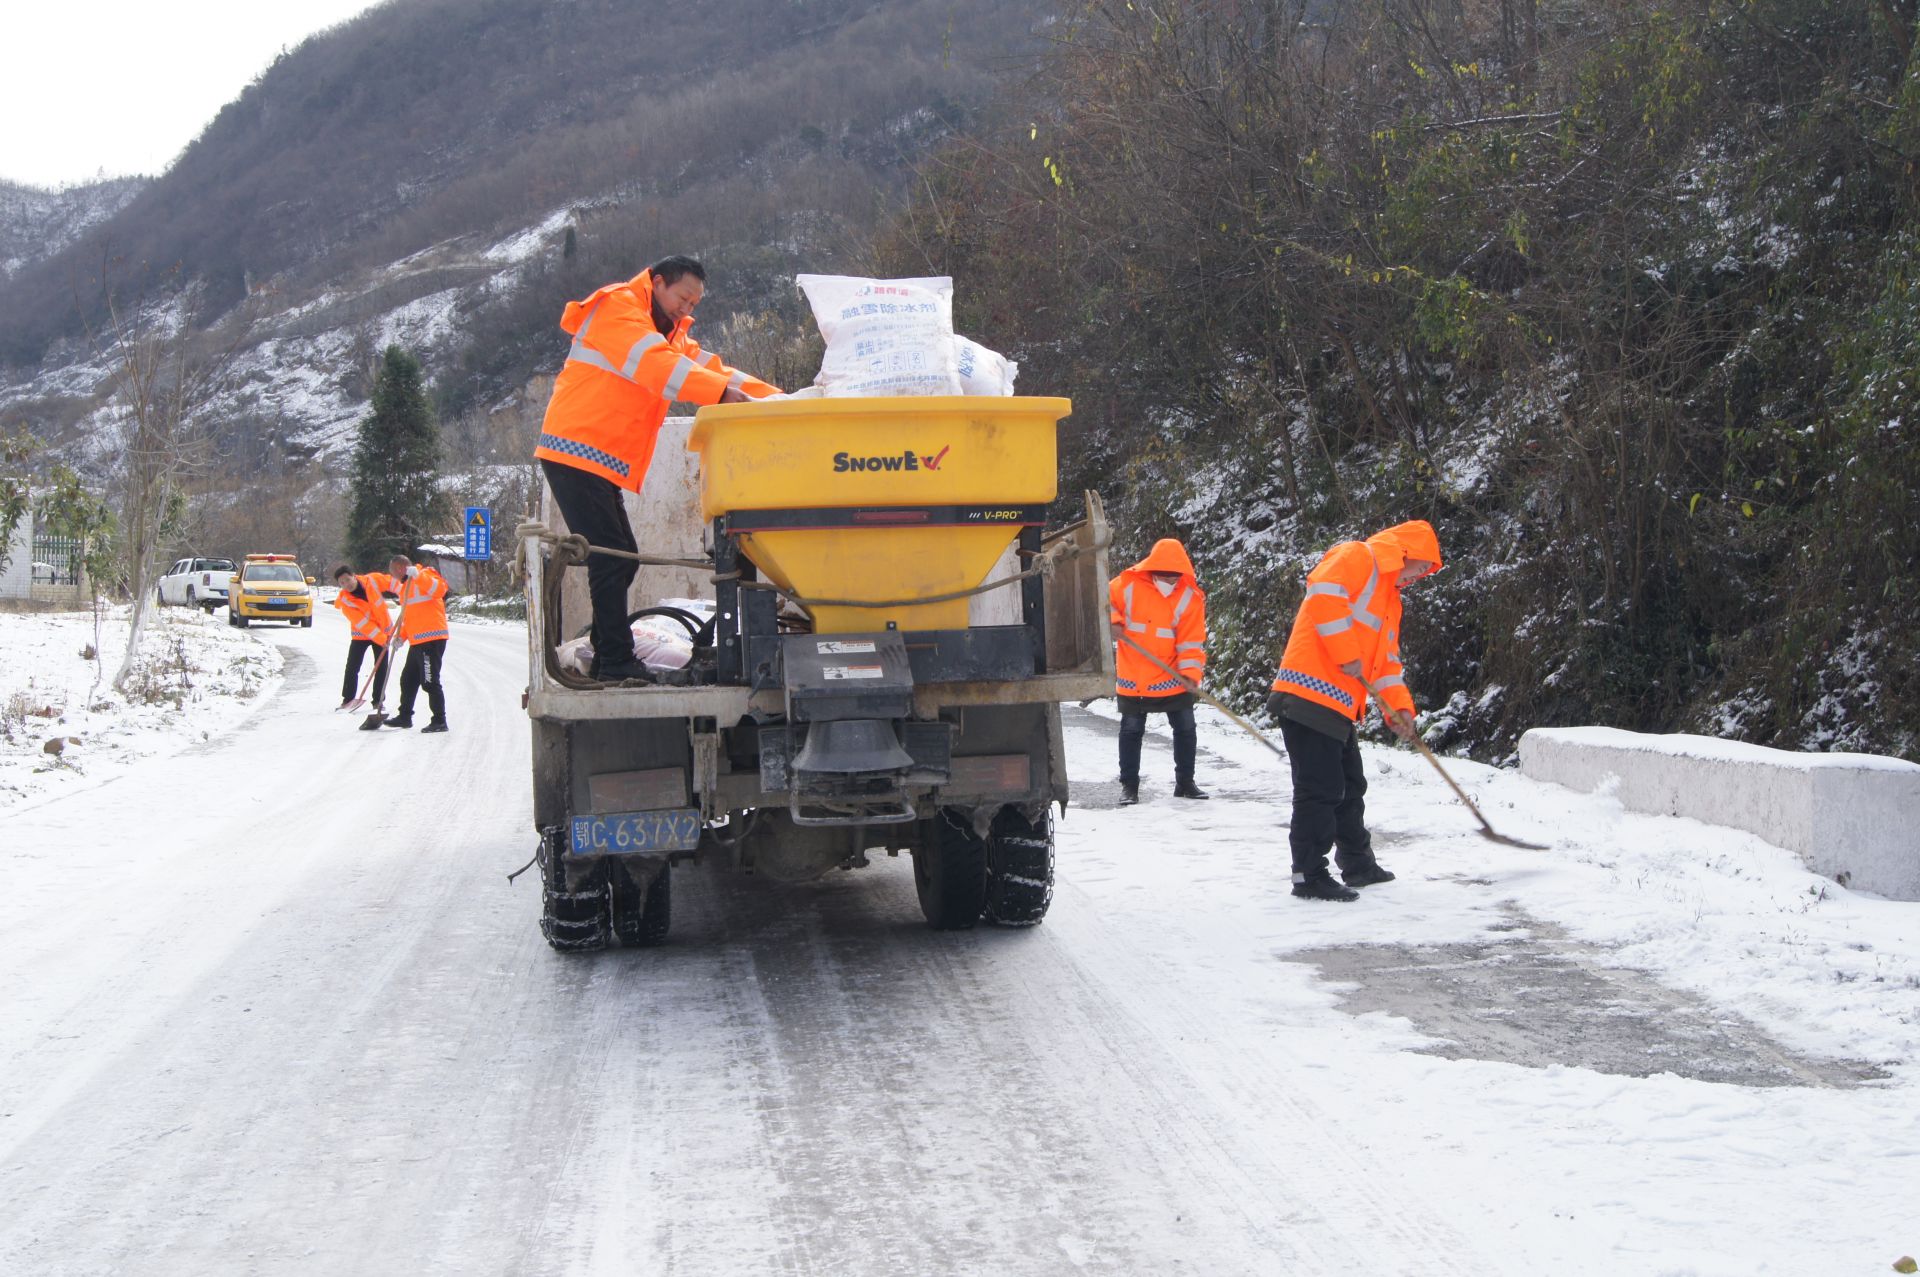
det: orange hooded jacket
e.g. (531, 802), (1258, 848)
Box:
(393, 566), (450, 645)
(1271, 520), (1443, 723)
(1108, 539), (1207, 699)
(333, 571), (399, 644)
(534, 269), (781, 492)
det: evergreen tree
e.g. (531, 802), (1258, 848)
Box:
(347, 346), (445, 564)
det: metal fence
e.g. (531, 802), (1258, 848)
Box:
(0, 526), (90, 604)
(31, 534), (84, 586)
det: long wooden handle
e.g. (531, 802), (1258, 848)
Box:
(1116, 633), (1286, 760)
(1356, 673), (1544, 849)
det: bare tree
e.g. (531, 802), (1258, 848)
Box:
(103, 296), (249, 693)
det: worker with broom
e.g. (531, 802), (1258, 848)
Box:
(1269, 521), (1442, 902)
(1109, 537), (1211, 805)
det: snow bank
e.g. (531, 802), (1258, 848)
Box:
(1519, 726), (1920, 899)
(0, 605), (282, 812)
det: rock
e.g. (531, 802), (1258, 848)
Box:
(42, 738), (63, 755)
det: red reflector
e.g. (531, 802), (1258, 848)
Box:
(853, 510), (930, 524)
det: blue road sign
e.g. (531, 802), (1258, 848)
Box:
(464, 507), (492, 561)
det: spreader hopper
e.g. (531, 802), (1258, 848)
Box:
(687, 396), (1069, 633)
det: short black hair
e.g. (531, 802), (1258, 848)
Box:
(329, 563), (353, 581)
(649, 255), (706, 286)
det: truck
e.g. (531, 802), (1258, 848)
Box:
(156, 557), (236, 611)
(227, 554), (315, 627)
(522, 396), (1115, 951)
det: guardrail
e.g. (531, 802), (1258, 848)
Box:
(1519, 726), (1920, 901)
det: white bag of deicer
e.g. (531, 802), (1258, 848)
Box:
(797, 274), (962, 397)
(953, 335), (1017, 396)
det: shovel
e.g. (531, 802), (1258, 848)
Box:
(1117, 633), (1545, 850)
(1115, 633), (1285, 760)
(1354, 673), (1547, 851)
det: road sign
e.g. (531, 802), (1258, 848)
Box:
(464, 507), (492, 561)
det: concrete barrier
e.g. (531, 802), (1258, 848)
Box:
(1519, 726), (1920, 901)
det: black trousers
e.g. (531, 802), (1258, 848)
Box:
(1278, 717), (1375, 878)
(342, 639), (392, 705)
(1118, 693), (1198, 786)
(398, 640), (447, 723)
(541, 458), (637, 669)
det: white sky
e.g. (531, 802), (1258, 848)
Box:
(2, 1), (380, 188)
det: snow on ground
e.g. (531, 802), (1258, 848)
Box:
(0, 603), (282, 812)
(1, 618), (1916, 1272)
(1079, 701), (1920, 1273)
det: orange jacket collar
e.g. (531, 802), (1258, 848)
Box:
(560, 270), (693, 341)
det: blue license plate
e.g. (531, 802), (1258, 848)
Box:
(569, 808), (703, 856)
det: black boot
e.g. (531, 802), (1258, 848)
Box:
(1118, 779), (1140, 806)
(1291, 871), (1360, 902)
(387, 713), (415, 729)
(1341, 862), (1396, 888)
(595, 659), (654, 684)
(421, 719), (449, 734)
(1173, 779), (1210, 800)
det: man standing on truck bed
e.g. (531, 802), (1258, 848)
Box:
(1109, 538), (1210, 805)
(383, 554), (451, 733)
(534, 255), (783, 684)
(1268, 520), (1442, 902)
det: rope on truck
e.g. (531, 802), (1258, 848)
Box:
(514, 519), (1098, 612)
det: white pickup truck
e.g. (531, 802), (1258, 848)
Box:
(156, 557), (236, 612)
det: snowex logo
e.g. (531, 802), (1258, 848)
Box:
(832, 444), (951, 473)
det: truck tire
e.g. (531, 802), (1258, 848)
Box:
(610, 860), (671, 947)
(538, 830), (609, 953)
(913, 809), (989, 930)
(984, 807), (1055, 927)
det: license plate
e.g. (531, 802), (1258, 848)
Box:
(569, 808), (703, 856)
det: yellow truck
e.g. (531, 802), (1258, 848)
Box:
(522, 396), (1114, 950)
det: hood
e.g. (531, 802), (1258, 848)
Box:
(1365, 520), (1444, 582)
(1126, 538), (1198, 582)
(559, 268), (692, 341)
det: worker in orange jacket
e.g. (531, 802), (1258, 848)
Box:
(1269, 520), (1443, 901)
(535, 255), (781, 683)
(379, 554), (451, 733)
(1108, 538), (1209, 804)
(330, 563), (401, 727)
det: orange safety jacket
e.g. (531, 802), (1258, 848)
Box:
(1271, 520), (1443, 723)
(534, 269), (782, 492)
(394, 567), (450, 645)
(1108, 539), (1207, 698)
(333, 572), (399, 644)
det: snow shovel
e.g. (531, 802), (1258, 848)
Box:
(1354, 673), (1547, 851)
(342, 592), (409, 719)
(1115, 633), (1286, 760)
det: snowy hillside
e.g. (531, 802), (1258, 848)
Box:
(0, 177), (146, 279)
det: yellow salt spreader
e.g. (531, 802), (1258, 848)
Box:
(522, 396), (1116, 949)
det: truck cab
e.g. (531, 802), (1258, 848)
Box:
(523, 397), (1114, 951)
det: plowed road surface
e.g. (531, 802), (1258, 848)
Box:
(4, 610), (1910, 1275)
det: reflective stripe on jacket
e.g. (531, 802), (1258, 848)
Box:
(332, 572), (398, 644)
(395, 567), (451, 645)
(534, 270), (781, 492)
(1271, 520), (1442, 722)
(1108, 538), (1206, 699)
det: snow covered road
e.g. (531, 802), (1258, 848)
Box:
(3, 608), (1917, 1274)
